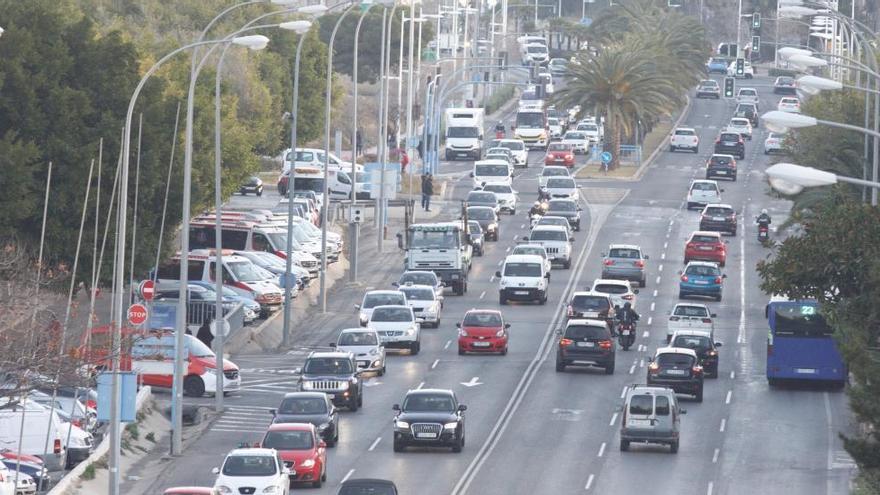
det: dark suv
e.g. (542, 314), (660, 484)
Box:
(670, 331), (723, 378)
(699, 204), (737, 235)
(271, 392), (340, 446)
(705, 154), (737, 181)
(392, 389), (466, 452)
(734, 103), (758, 127)
(465, 190), (498, 210)
(713, 132), (745, 159)
(546, 199), (582, 231)
(555, 319), (615, 374)
(647, 348), (704, 402)
(298, 351), (363, 411)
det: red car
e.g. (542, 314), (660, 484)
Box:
(684, 231), (727, 266)
(544, 143), (576, 168)
(457, 309), (510, 355)
(259, 423), (327, 488)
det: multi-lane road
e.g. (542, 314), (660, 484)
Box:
(145, 72), (856, 495)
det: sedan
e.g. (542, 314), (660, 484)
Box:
(544, 143), (576, 168)
(270, 392), (339, 446)
(356, 290), (407, 326)
(706, 57), (729, 74)
(696, 79), (721, 99)
(260, 423), (327, 488)
(678, 261), (726, 301)
(467, 206), (500, 241)
(764, 132), (785, 154)
(538, 166), (571, 189)
(699, 204), (737, 235)
(666, 303), (716, 343)
(540, 177), (578, 201)
(561, 131), (590, 154)
(465, 190), (500, 213)
(777, 96), (800, 113)
(481, 183), (518, 214)
(773, 76), (798, 95)
(212, 449), (290, 495)
(392, 389), (466, 452)
(684, 231), (727, 266)
(705, 154), (737, 181)
(457, 309), (509, 355)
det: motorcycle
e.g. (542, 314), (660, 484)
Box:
(617, 321), (636, 351)
(756, 219), (770, 245)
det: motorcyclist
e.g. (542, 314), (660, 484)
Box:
(756, 209), (771, 226)
(529, 201), (544, 217)
(495, 121), (506, 139)
(616, 302), (640, 330)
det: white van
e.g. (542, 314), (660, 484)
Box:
(282, 147), (351, 172)
(495, 254), (549, 305)
(280, 166), (353, 208)
(445, 108), (485, 160)
(0, 399), (67, 471)
(472, 159), (513, 189)
(686, 180), (724, 210)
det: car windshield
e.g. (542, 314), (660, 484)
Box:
(739, 90), (756, 96)
(730, 120), (749, 127)
(262, 430), (314, 451)
(462, 312), (503, 327)
(409, 230), (458, 249)
(371, 307), (412, 322)
(546, 178), (575, 188)
(468, 222), (483, 234)
(467, 192), (496, 203)
(475, 164), (509, 176)
(705, 207), (733, 216)
(227, 261), (266, 282)
(503, 262), (542, 277)
(570, 295), (610, 312)
(448, 127), (479, 138)
(657, 353), (696, 368)
(294, 177), (325, 193)
(594, 283), (628, 294)
(564, 325), (608, 340)
(691, 234), (720, 243)
(673, 305), (710, 317)
(542, 168), (568, 177)
(720, 133), (740, 141)
(709, 156), (733, 165)
(338, 484), (397, 495)
(516, 112), (544, 128)
(403, 394), (455, 412)
(673, 335), (713, 351)
(686, 265), (720, 276)
(564, 132), (586, 140)
(266, 232), (290, 250)
(527, 45), (547, 53)
(468, 208), (495, 220)
(512, 246), (545, 257)
(363, 293), (405, 308)
(691, 182), (717, 191)
(579, 124), (598, 132)
(548, 201), (576, 211)
(483, 184), (513, 194)
(629, 394), (653, 415)
(303, 357), (353, 374)
(530, 230), (566, 241)
(777, 77), (793, 84)
(222, 455), (277, 477)
(675, 129), (696, 136)
(279, 397), (328, 414)
(538, 218), (568, 228)
(400, 273), (437, 286)
(548, 143), (570, 152)
(338, 332), (379, 346)
(400, 288), (434, 301)
(548, 118), (559, 125)
(500, 141), (524, 151)
(608, 248), (640, 259)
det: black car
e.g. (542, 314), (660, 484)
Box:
(695, 80), (721, 99)
(555, 320), (615, 374)
(240, 175), (264, 196)
(298, 351), (364, 411)
(392, 389), (466, 452)
(699, 204), (737, 235)
(337, 478), (399, 495)
(467, 220), (484, 256)
(465, 190), (499, 210)
(705, 154), (738, 181)
(271, 392), (340, 446)
(713, 132), (745, 159)
(670, 332), (723, 378)
(647, 349), (704, 402)
(546, 199), (581, 231)
(466, 206), (499, 241)
(734, 103), (759, 127)
(773, 76), (798, 95)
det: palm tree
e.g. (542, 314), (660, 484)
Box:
(554, 40), (682, 169)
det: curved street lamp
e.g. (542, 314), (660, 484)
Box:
(766, 162), (880, 195)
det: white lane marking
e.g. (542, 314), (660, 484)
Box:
(653, 289), (658, 297)
(655, 276), (661, 284)
(619, 387), (627, 399)
(341, 469), (356, 483)
(663, 241), (668, 249)
(639, 359), (645, 368)
(368, 437), (382, 451)
(725, 390), (732, 404)
(712, 448), (720, 463)
(737, 222), (747, 344)
(585, 474), (595, 490)
(513, 235), (518, 241)
(661, 252), (666, 260)
(720, 418), (726, 432)
(520, 223), (526, 229)
(669, 220), (674, 226)
(658, 264), (664, 272)
(730, 370), (735, 380)
(597, 442), (606, 457)
(643, 329), (650, 338)
(490, 275), (495, 282)
(650, 302), (655, 312)
(505, 246), (510, 252)
(707, 481), (714, 495)
(824, 391), (836, 495)
(609, 413), (618, 426)
(480, 290), (486, 299)
(497, 260), (503, 266)
(629, 364), (636, 374)
(432, 359), (440, 370)
(416, 381), (425, 389)
(445, 340), (452, 349)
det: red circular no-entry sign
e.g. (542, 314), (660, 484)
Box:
(128, 303), (148, 326)
(139, 279), (156, 302)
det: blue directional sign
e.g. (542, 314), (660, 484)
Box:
(600, 151), (613, 164)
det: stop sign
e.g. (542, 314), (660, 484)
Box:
(139, 279), (155, 302)
(127, 303), (148, 326)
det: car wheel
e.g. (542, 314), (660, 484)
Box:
(393, 437), (405, 452)
(716, 294), (722, 302)
(452, 432), (464, 453)
(693, 147), (699, 154)
(379, 365), (386, 376)
(433, 318), (441, 329)
(669, 145), (676, 152)
(313, 475), (323, 488)
(686, 202), (694, 210)
(678, 291), (686, 299)
(555, 360), (566, 372)
(257, 189), (263, 197)
(563, 260), (571, 269)
(459, 347), (465, 355)
(670, 440), (679, 454)
(639, 278), (646, 288)
(501, 346), (508, 356)
(499, 295), (507, 305)
(575, 222), (581, 232)
(183, 375), (206, 397)
(695, 386), (704, 403)
(410, 341), (421, 355)
(710, 367), (719, 379)
(620, 439), (630, 451)
(605, 362), (615, 375)
(349, 396), (359, 412)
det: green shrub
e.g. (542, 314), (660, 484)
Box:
(768, 68), (798, 78)
(485, 86), (517, 115)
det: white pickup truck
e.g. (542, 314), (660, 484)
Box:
(666, 303), (716, 342)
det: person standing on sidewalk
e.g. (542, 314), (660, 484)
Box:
(423, 173), (434, 212)
(420, 173), (428, 209)
(355, 129), (363, 157)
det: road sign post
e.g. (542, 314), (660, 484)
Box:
(127, 303), (148, 326)
(600, 151), (612, 173)
(138, 279), (155, 302)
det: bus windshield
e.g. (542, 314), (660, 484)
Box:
(766, 300), (846, 385)
(772, 303), (834, 337)
(516, 112), (544, 129)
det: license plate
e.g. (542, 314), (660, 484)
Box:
(713, 217), (725, 221)
(716, 171), (728, 175)
(795, 368), (817, 374)
(694, 280), (709, 284)
(628, 419), (651, 427)
(576, 341), (595, 347)
(666, 369), (687, 376)
(698, 246), (713, 251)
(416, 432), (437, 439)
(327, 394), (335, 399)
(621, 330), (631, 336)
(473, 342), (491, 347)
(514, 291), (530, 295)
(724, 141), (736, 145)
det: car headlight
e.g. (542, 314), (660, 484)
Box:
(372, 359), (382, 367)
(459, 329), (468, 337)
(339, 381), (350, 390)
(217, 487), (233, 494)
(444, 422), (459, 429)
(406, 327), (416, 336)
(396, 420), (410, 429)
(263, 487), (281, 494)
(496, 329), (506, 337)
(488, 223), (497, 231)
(369, 348), (379, 356)
(300, 459), (316, 468)
(301, 381), (313, 390)
(318, 422), (330, 431)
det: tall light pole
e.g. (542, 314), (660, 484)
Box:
(405, 2), (419, 219)
(378, 3), (401, 254)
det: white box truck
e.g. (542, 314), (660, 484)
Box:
(444, 108), (485, 161)
(0, 400), (67, 471)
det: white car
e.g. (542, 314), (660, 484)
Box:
(398, 284), (442, 328)
(523, 43), (549, 64)
(494, 139), (528, 168)
(540, 176), (578, 201)
(669, 127), (699, 153)
(667, 303), (716, 343)
(735, 87), (759, 107)
(777, 97), (800, 113)
(481, 183), (519, 214)
(534, 215), (573, 237)
(537, 72), (555, 94)
(355, 290), (407, 326)
(395, 270), (445, 303)
(524, 225), (572, 268)
(726, 118), (753, 140)
(727, 60), (755, 79)
(333, 328), (386, 375)
(686, 179), (723, 210)
(764, 132), (785, 154)
(547, 117), (564, 139)
(511, 244), (552, 275)
(212, 448), (290, 495)
(539, 166), (571, 189)
(496, 254), (550, 304)
(590, 278), (639, 309)
(367, 305), (421, 354)
(575, 123), (602, 144)
(561, 131), (590, 154)
(472, 159), (513, 189)
(567, 105), (581, 125)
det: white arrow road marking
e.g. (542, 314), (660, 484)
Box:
(364, 379), (383, 387)
(460, 376), (483, 387)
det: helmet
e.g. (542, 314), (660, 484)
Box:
(624, 302), (631, 309)
(534, 201), (541, 207)
(761, 208), (768, 215)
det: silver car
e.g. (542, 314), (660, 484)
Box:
(332, 328), (386, 375)
(601, 244), (649, 287)
(620, 384), (686, 453)
(394, 271), (445, 303)
(398, 284), (442, 328)
(356, 290), (408, 326)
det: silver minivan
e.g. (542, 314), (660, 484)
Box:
(620, 385), (686, 453)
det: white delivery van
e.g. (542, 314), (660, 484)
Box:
(495, 254), (549, 305)
(472, 159), (513, 189)
(283, 166), (353, 208)
(0, 399), (67, 471)
(445, 108), (485, 161)
(281, 147), (352, 173)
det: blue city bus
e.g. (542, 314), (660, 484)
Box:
(765, 299), (847, 388)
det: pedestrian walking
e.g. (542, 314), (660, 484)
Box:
(197, 319), (215, 349)
(355, 129), (363, 157)
(423, 173), (434, 212)
(420, 173), (428, 209)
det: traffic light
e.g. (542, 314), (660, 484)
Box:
(351, 206), (363, 223)
(735, 58), (745, 77)
(724, 77), (735, 98)
(752, 36), (761, 53)
(752, 13), (761, 29)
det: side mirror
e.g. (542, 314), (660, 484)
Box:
(569, 238), (574, 243)
(633, 289), (640, 294)
(392, 404), (401, 411)
(269, 409), (276, 416)
(329, 343), (336, 348)
(722, 274), (728, 279)
(469, 172), (475, 177)
(720, 188), (726, 193)
(710, 313), (717, 318)
(521, 236), (529, 241)
(715, 342), (723, 347)
(495, 270), (502, 278)
(211, 467), (220, 475)
(392, 282), (399, 287)
(458, 404), (468, 412)
(577, 206), (583, 211)
(545, 272), (551, 278)
(455, 322), (461, 328)
(648, 356), (654, 362)
(354, 304), (361, 310)
(644, 255), (650, 260)
(600, 252), (606, 257)
(504, 323), (511, 329)
(555, 328), (563, 335)
(680, 409), (687, 415)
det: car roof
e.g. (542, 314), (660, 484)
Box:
(730, 118), (750, 123)
(512, 243), (547, 252)
(570, 290), (612, 299)
(565, 318), (609, 327)
(691, 179), (719, 185)
(364, 290), (406, 296)
(307, 351), (354, 359)
(626, 385), (675, 396)
(372, 304), (412, 310)
(339, 327), (378, 335)
(340, 479), (398, 487)
(406, 388), (454, 397)
(475, 159), (510, 166)
(670, 329), (713, 338)
(608, 243), (641, 251)
(226, 448), (278, 457)
(703, 203), (734, 209)
(539, 215), (569, 222)
(655, 347), (699, 358)
(464, 308), (502, 316)
(398, 283), (436, 293)
(675, 127), (696, 132)
(504, 254), (545, 264)
(467, 190), (496, 196)
(673, 302), (710, 309)
(531, 225), (568, 233)
(592, 278), (632, 287)
(710, 153), (736, 159)
(685, 260), (720, 268)
(267, 422), (316, 432)
(401, 270), (437, 277)
(281, 392), (328, 400)
(689, 230), (722, 238)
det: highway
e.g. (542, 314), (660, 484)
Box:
(143, 71), (856, 495)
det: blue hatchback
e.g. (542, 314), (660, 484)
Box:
(706, 57), (729, 74)
(679, 261), (726, 301)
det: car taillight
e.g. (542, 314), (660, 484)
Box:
(715, 139), (721, 144)
(692, 365), (704, 375)
(634, 260), (645, 268)
(54, 439), (61, 454)
(603, 259), (614, 266)
(599, 340), (612, 349)
(708, 350), (718, 356)
(714, 277), (722, 284)
(669, 316), (680, 321)
(622, 294), (633, 300)
(565, 154), (574, 160)
(648, 362), (660, 373)
(686, 243), (694, 250)
(701, 318), (713, 323)
(567, 306), (574, 317)
(559, 338), (573, 346)
(681, 275), (688, 282)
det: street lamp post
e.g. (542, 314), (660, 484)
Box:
(766, 162), (880, 193)
(378, 3), (400, 254)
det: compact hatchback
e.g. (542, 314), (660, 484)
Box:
(590, 279), (639, 309)
(670, 330), (723, 378)
(259, 423), (327, 488)
(777, 96), (801, 113)
(764, 132), (786, 154)
(686, 180), (723, 210)
(727, 118), (753, 140)
(699, 204), (737, 235)
(540, 177), (579, 201)
(669, 127), (699, 153)
(566, 291), (614, 326)
(678, 261), (726, 301)
(538, 166), (570, 189)
(544, 143), (576, 167)
(647, 347), (705, 402)
(601, 244), (648, 287)
(773, 76), (797, 95)
(555, 319), (616, 374)
(695, 79), (721, 99)
(705, 154), (737, 181)
(465, 190), (500, 212)
(212, 448), (290, 495)
(620, 385), (686, 453)
(467, 206), (500, 241)
(457, 309), (510, 355)
(684, 231), (727, 266)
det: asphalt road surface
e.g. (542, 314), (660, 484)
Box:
(144, 72), (856, 495)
